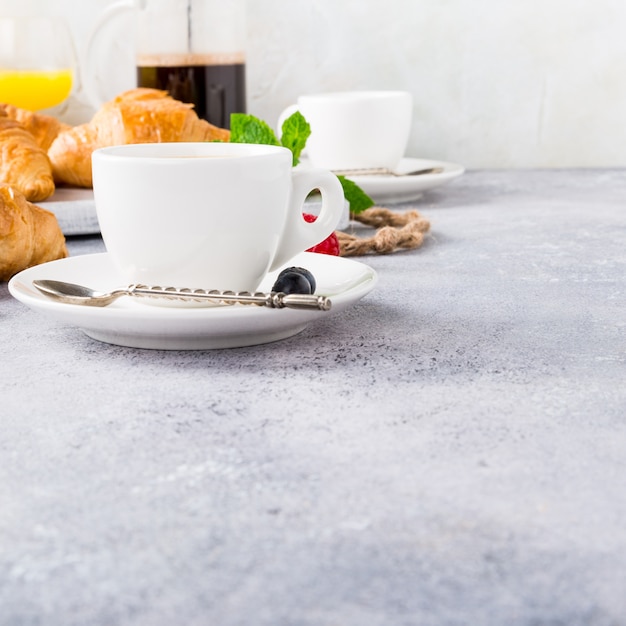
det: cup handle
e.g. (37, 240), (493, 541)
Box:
(269, 168), (344, 271)
(83, 0), (134, 108)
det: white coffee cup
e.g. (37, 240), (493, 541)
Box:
(279, 90), (413, 171)
(91, 142), (344, 299)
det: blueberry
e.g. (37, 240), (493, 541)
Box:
(291, 267), (316, 293)
(272, 266), (316, 294)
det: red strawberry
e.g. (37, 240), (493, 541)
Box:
(303, 213), (341, 256)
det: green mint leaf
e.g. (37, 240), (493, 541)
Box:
(280, 111), (311, 166)
(229, 113), (281, 146)
(337, 175), (375, 214)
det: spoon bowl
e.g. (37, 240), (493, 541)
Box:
(34, 280), (125, 306)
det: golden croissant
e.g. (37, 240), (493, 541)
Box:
(48, 88), (231, 187)
(0, 103), (70, 151)
(0, 184), (68, 281)
(0, 113), (56, 202)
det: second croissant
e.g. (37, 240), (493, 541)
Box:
(48, 88), (231, 188)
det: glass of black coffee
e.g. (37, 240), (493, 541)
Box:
(137, 53), (246, 129)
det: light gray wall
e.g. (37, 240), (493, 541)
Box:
(3, 0), (625, 168)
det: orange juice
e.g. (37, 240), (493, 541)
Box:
(0, 68), (73, 111)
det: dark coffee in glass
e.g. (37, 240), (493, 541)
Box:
(137, 54), (246, 129)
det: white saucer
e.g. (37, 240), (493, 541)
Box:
(345, 157), (464, 204)
(9, 252), (378, 350)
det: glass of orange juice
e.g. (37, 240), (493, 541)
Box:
(0, 16), (77, 112)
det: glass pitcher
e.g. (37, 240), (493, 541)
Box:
(87, 0), (246, 128)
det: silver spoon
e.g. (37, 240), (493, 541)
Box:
(32, 280), (332, 311)
(332, 166), (444, 177)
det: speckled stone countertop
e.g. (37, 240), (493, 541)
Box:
(1, 169), (625, 625)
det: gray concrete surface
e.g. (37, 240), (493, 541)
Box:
(1, 169), (625, 625)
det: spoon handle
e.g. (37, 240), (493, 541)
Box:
(331, 166), (444, 177)
(128, 284), (332, 311)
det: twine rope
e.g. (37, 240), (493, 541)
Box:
(337, 207), (431, 256)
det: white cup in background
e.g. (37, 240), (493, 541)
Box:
(279, 90), (413, 171)
(91, 142), (344, 301)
